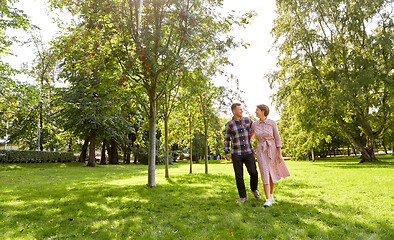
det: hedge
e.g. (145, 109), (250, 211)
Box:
(0, 150), (76, 163)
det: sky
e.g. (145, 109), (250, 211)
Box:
(5, 0), (280, 120)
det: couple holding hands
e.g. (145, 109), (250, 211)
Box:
(224, 103), (290, 207)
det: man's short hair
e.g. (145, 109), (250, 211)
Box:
(231, 103), (241, 112)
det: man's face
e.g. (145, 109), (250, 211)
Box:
(233, 105), (243, 118)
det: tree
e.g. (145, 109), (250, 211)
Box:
(6, 33), (65, 152)
(270, 0), (394, 162)
(51, 0), (254, 186)
(0, 0), (30, 139)
(26, 32), (59, 151)
(0, 0), (30, 69)
(159, 71), (183, 177)
(4, 82), (40, 149)
(177, 87), (202, 174)
(192, 73), (220, 174)
(52, 14), (133, 166)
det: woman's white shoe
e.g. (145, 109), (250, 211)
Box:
(264, 199), (272, 207)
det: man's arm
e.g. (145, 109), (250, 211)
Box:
(248, 118), (255, 139)
(224, 123), (231, 160)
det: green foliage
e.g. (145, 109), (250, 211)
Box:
(0, 149), (75, 163)
(132, 139), (164, 165)
(0, 155), (393, 239)
(47, 0), (255, 183)
(0, 0), (29, 60)
(5, 82), (40, 148)
(0, 1), (31, 141)
(2, 0), (255, 180)
(270, 0), (394, 162)
(51, 10), (139, 164)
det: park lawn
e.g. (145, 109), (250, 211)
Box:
(0, 155), (393, 240)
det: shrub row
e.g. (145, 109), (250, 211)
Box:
(0, 150), (76, 163)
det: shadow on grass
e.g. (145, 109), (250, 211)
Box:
(0, 162), (85, 171)
(312, 154), (394, 169)
(1, 173), (234, 239)
(2, 169), (393, 239)
(0, 161), (150, 176)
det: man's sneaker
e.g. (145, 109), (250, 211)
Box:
(269, 194), (274, 202)
(236, 197), (247, 203)
(251, 190), (261, 199)
(264, 199), (272, 207)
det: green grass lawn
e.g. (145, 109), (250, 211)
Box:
(1, 155), (393, 239)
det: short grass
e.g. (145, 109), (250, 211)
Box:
(0, 155), (393, 240)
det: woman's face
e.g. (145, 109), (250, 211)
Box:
(255, 108), (265, 119)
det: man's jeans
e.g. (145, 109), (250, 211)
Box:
(232, 153), (258, 198)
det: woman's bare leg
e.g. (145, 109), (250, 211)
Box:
(264, 174), (275, 200)
(270, 175), (274, 195)
(263, 184), (270, 200)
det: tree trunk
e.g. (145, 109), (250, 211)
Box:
(130, 129), (138, 163)
(124, 153), (131, 164)
(68, 137), (73, 152)
(109, 138), (119, 164)
(189, 115), (193, 174)
(123, 134), (132, 164)
(134, 153), (138, 164)
(100, 138), (106, 165)
(311, 148), (315, 162)
(87, 129), (96, 167)
(39, 100), (43, 151)
(339, 119), (378, 163)
(106, 140), (111, 162)
(164, 115), (169, 178)
(357, 114), (379, 162)
(352, 147), (357, 156)
(124, 151), (131, 164)
(347, 134), (370, 162)
(383, 144), (387, 154)
(204, 119), (208, 174)
(382, 139), (387, 154)
(360, 135), (378, 163)
(79, 137), (89, 162)
(147, 93), (157, 187)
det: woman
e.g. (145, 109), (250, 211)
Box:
(252, 104), (290, 207)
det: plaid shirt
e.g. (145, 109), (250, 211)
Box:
(224, 117), (254, 156)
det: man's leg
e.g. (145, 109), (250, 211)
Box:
(232, 154), (246, 198)
(244, 153), (258, 192)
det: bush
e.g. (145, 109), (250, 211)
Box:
(131, 138), (164, 165)
(0, 150), (76, 163)
(132, 147), (164, 165)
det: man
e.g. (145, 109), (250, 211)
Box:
(224, 103), (260, 203)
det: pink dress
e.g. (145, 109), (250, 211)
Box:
(252, 119), (290, 184)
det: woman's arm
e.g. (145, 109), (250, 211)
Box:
(272, 120), (282, 147)
(273, 120), (283, 163)
(276, 146), (283, 163)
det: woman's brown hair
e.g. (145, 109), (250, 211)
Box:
(257, 104), (269, 116)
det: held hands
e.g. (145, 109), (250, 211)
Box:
(225, 154), (231, 161)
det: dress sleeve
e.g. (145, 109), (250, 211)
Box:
(272, 120), (282, 147)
